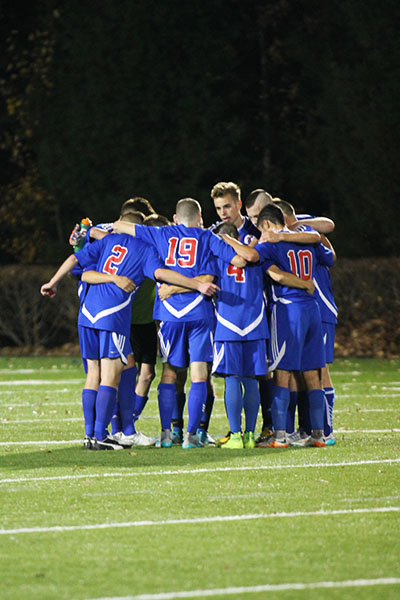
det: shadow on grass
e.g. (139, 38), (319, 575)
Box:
(0, 444), (263, 475)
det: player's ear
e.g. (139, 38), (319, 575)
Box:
(173, 214), (178, 224)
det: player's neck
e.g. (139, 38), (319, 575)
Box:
(233, 214), (245, 229)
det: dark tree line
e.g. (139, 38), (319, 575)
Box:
(1, 0), (399, 264)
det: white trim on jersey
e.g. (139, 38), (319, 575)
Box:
(81, 292), (134, 324)
(268, 304), (287, 372)
(212, 342), (225, 373)
(271, 285), (293, 304)
(78, 283), (83, 299)
(111, 332), (128, 365)
(313, 277), (338, 318)
(157, 325), (171, 360)
(215, 302), (266, 337)
(162, 294), (204, 319)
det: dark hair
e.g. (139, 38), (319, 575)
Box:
(273, 198), (295, 217)
(257, 204), (285, 228)
(213, 222), (239, 240)
(119, 208), (145, 223)
(120, 197), (156, 217)
(143, 213), (171, 227)
(245, 188), (273, 208)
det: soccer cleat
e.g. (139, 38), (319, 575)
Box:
(182, 432), (204, 449)
(197, 429), (217, 446)
(255, 427), (274, 447)
(312, 436), (327, 447)
(324, 432), (336, 446)
(258, 434), (288, 448)
(217, 431), (232, 446)
(155, 429), (173, 448)
(288, 429), (310, 446)
(172, 428), (184, 444)
(220, 432), (244, 449)
(243, 431), (256, 449)
(83, 436), (93, 450)
(112, 431), (158, 447)
(91, 437), (124, 450)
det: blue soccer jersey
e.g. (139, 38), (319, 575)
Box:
(135, 224), (236, 322)
(313, 243), (338, 325)
(209, 216), (260, 245)
(214, 258), (270, 342)
(75, 233), (163, 337)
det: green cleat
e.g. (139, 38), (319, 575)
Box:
(243, 431), (256, 449)
(220, 432), (243, 449)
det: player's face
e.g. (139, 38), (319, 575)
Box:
(247, 194), (272, 227)
(213, 194), (242, 225)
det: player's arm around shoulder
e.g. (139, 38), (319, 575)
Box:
(112, 220), (136, 236)
(219, 233), (259, 263)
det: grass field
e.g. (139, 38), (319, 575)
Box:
(0, 356), (399, 600)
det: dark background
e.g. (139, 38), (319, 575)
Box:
(1, 0), (399, 264)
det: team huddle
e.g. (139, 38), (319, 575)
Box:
(40, 182), (338, 450)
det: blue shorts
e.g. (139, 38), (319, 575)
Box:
(212, 339), (267, 377)
(158, 320), (213, 368)
(322, 322), (336, 364)
(268, 300), (325, 372)
(78, 325), (132, 365)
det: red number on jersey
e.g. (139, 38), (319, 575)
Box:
(287, 248), (313, 280)
(103, 245), (128, 275)
(227, 264), (246, 282)
(165, 237), (198, 268)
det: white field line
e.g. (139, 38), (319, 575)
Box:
(338, 393), (400, 398)
(1, 457), (399, 485)
(0, 417), (82, 424)
(0, 379), (83, 386)
(1, 506), (399, 536)
(86, 578), (400, 600)
(0, 390), (71, 395)
(1, 428), (399, 444)
(334, 408), (399, 412)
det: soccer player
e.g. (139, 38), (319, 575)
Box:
(41, 213), (219, 450)
(211, 222), (315, 449)
(245, 188), (274, 226)
(113, 198), (253, 448)
(224, 203), (332, 447)
(210, 181), (261, 246)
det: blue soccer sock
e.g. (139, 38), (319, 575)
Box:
(286, 391), (298, 434)
(118, 366), (138, 436)
(82, 388), (97, 437)
(133, 394), (148, 421)
(187, 381), (207, 434)
(94, 385), (117, 441)
(324, 387), (335, 436)
(297, 390), (311, 434)
(110, 399), (121, 435)
(259, 378), (274, 430)
(172, 391), (186, 431)
(224, 376), (243, 433)
(308, 388), (325, 432)
(271, 386), (290, 432)
(199, 392), (215, 431)
(158, 383), (176, 430)
(242, 377), (260, 433)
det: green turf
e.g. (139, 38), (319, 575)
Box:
(0, 357), (399, 600)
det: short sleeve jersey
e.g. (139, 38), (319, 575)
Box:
(213, 258), (270, 342)
(256, 231), (333, 304)
(75, 233), (163, 336)
(135, 224), (236, 322)
(313, 243), (338, 324)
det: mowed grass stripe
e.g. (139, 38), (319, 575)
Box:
(1, 506), (399, 535)
(1, 457), (399, 484)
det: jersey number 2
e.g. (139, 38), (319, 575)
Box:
(103, 245), (128, 275)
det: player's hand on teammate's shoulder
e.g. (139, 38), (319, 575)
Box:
(260, 229), (281, 243)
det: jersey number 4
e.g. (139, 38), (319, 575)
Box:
(165, 237), (198, 268)
(103, 245), (128, 275)
(287, 249), (313, 280)
(227, 264), (245, 282)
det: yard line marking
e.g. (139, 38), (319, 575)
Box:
(1, 506), (399, 536)
(87, 578), (400, 600)
(334, 408), (398, 412)
(338, 394), (400, 398)
(0, 417), (82, 424)
(0, 379), (83, 386)
(1, 457), (399, 485)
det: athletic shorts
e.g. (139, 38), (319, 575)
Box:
(322, 322), (336, 364)
(158, 320), (213, 368)
(268, 300), (325, 372)
(212, 339), (268, 377)
(78, 325), (132, 365)
(130, 321), (158, 365)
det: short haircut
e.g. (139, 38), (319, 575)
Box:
(120, 197), (155, 217)
(211, 181), (241, 202)
(213, 221), (239, 240)
(143, 213), (171, 227)
(175, 198), (201, 225)
(245, 188), (273, 209)
(257, 204), (285, 228)
(273, 198), (295, 217)
(120, 210), (145, 225)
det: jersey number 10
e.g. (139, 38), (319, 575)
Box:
(287, 249), (313, 280)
